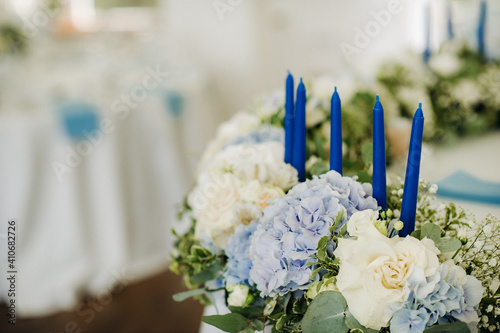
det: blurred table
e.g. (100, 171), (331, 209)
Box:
(0, 32), (221, 317)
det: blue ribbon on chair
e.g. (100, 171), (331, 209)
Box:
(58, 101), (100, 141)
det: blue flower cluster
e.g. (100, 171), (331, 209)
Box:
(224, 222), (258, 286)
(222, 125), (284, 149)
(248, 170), (378, 297)
(391, 263), (484, 333)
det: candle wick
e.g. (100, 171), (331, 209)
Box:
(376, 94), (380, 102)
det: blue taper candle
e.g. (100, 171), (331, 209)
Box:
(293, 78), (306, 182)
(423, 4), (431, 63)
(400, 104), (425, 237)
(373, 95), (387, 210)
(330, 87), (343, 175)
(478, 0), (486, 56)
(284, 72), (295, 165)
(447, 3), (454, 40)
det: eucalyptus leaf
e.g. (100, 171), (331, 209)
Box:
(172, 288), (207, 302)
(356, 170), (372, 184)
(228, 306), (263, 320)
(411, 229), (421, 239)
(310, 161), (329, 176)
(421, 223), (442, 243)
(423, 321), (470, 333)
(302, 291), (349, 333)
(436, 237), (462, 253)
(190, 261), (221, 284)
(202, 313), (252, 332)
(345, 312), (378, 333)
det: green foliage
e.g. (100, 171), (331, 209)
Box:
(302, 291), (349, 333)
(202, 313), (262, 332)
(423, 322), (470, 333)
(377, 42), (500, 143)
(412, 223), (462, 254)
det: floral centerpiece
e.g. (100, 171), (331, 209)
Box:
(170, 80), (500, 333)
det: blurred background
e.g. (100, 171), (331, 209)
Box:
(0, 0), (499, 332)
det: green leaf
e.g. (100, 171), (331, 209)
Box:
(420, 223), (442, 243)
(310, 161), (329, 176)
(190, 261), (221, 284)
(356, 170), (372, 184)
(330, 210), (345, 235)
(292, 296), (307, 314)
(338, 223), (348, 237)
(202, 313), (252, 332)
(361, 142), (373, 164)
(314, 132), (327, 160)
(310, 266), (322, 280)
(264, 298), (277, 316)
(436, 237), (462, 253)
(302, 291), (349, 333)
(172, 288), (207, 302)
(251, 319), (264, 331)
(228, 306), (263, 320)
(276, 314), (293, 331)
(423, 321), (470, 333)
(345, 313), (378, 333)
(411, 229), (422, 239)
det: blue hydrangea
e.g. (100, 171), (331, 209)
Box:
(397, 262), (483, 331)
(224, 222), (258, 286)
(390, 308), (430, 333)
(222, 125), (284, 149)
(248, 170), (378, 297)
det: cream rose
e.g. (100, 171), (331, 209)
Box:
(347, 209), (381, 237)
(207, 142), (298, 190)
(335, 232), (440, 330)
(189, 173), (243, 248)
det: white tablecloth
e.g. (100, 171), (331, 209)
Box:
(0, 68), (219, 317)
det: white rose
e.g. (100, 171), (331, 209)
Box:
(227, 284), (250, 307)
(217, 112), (260, 142)
(189, 173), (242, 249)
(208, 142), (298, 190)
(347, 209), (381, 237)
(335, 233), (440, 330)
(199, 112), (260, 168)
(257, 186), (285, 210)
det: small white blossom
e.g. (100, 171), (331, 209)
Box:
(487, 305), (494, 313)
(226, 284), (250, 307)
(489, 258), (497, 267)
(484, 225), (493, 237)
(429, 184), (438, 194)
